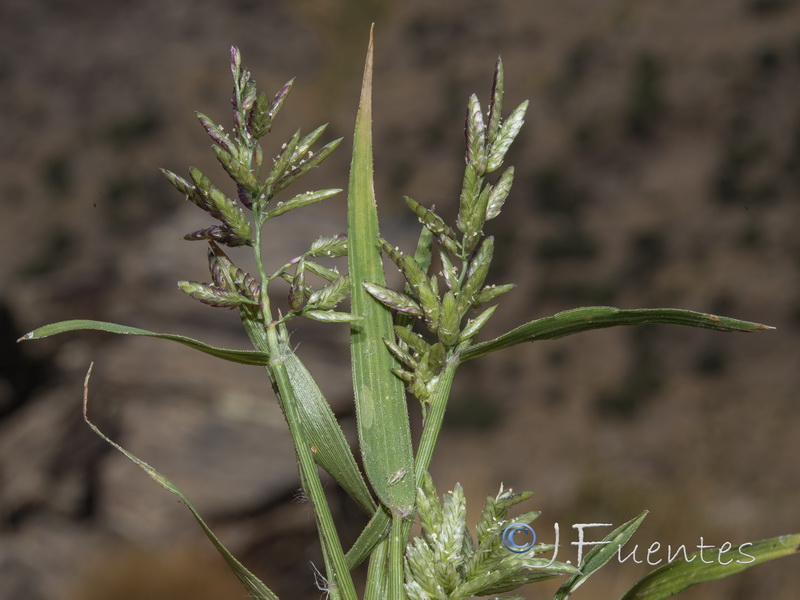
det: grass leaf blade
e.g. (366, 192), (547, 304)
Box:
(554, 510), (648, 600)
(462, 307), (774, 361)
(19, 319), (270, 366)
(345, 507), (391, 570)
(347, 27), (414, 517)
(618, 533), (800, 600)
(82, 365), (279, 600)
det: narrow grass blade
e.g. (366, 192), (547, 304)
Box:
(20, 320), (270, 366)
(462, 307), (774, 361)
(554, 510), (648, 600)
(618, 533), (800, 600)
(347, 27), (414, 517)
(282, 344), (376, 515)
(82, 365), (279, 600)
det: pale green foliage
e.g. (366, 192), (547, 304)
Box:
(405, 473), (577, 600)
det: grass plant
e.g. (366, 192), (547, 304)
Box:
(20, 27), (798, 600)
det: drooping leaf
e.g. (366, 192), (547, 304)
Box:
(82, 366), (279, 600)
(462, 306), (774, 361)
(19, 320), (270, 366)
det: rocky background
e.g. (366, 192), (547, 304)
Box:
(1, 1), (799, 598)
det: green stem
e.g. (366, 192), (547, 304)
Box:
(245, 219), (356, 599)
(270, 351), (357, 600)
(389, 515), (406, 600)
(395, 356), (462, 588)
(251, 211), (274, 327)
(320, 546), (341, 600)
(268, 254), (304, 282)
(363, 539), (388, 600)
(242, 314), (357, 600)
(414, 356), (460, 481)
(359, 359), (462, 600)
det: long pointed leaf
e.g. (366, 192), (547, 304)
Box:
(347, 28), (414, 518)
(618, 533), (800, 600)
(554, 510), (648, 599)
(462, 307), (773, 361)
(20, 320), (270, 366)
(82, 365), (279, 600)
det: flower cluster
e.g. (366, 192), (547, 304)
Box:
(365, 59), (525, 408)
(160, 47), (348, 322)
(405, 473), (576, 600)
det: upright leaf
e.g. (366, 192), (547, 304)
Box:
(554, 511), (648, 600)
(346, 28), (415, 518)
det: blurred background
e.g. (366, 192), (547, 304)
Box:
(1, 0), (799, 598)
